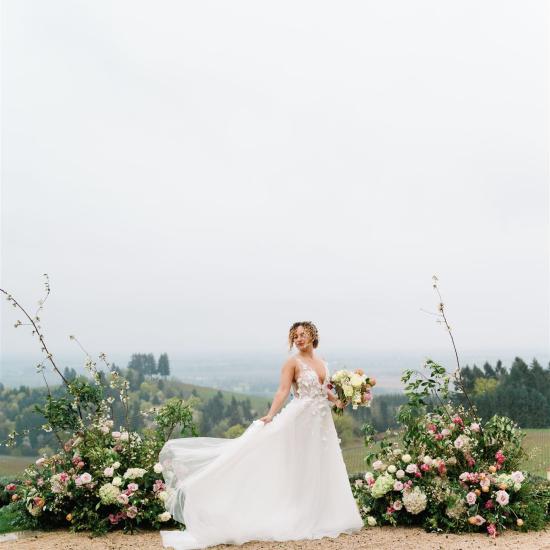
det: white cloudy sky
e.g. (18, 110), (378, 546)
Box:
(1, 1), (548, 366)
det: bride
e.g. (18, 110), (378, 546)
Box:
(159, 321), (364, 549)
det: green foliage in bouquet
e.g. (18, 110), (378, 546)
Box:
(1, 276), (199, 535)
(352, 276), (550, 537)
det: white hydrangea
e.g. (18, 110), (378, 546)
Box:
(123, 468), (147, 479)
(112, 476), (123, 487)
(99, 483), (121, 505)
(446, 499), (466, 520)
(370, 473), (394, 498)
(402, 487), (427, 515)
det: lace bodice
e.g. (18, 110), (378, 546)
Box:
(291, 356), (332, 447)
(292, 356), (330, 400)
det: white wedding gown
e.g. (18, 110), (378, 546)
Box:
(158, 355), (364, 549)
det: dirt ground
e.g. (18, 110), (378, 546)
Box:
(5, 526), (550, 550)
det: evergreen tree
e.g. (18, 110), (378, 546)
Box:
(128, 354), (145, 373)
(144, 353), (157, 378)
(241, 398), (253, 422)
(158, 353), (171, 378)
(63, 366), (77, 381)
(226, 396), (242, 426)
(483, 361), (497, 379)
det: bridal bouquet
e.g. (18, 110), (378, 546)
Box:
(328, 369), (376, 416)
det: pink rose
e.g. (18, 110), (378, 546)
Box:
(511, 471), (524, 483)
(127, 483), (139, 493)
(126, 506), (138, 519)
(473, 515), (486, 526)
(495, 490), (509, 506)
(117, 493), (129, 505)
(108, 513), (121, 525)
(80, 472), (92, 484)
(466, 492), (477, 505)
(487, 523), (497, 538)
(153, 480), (165, 493)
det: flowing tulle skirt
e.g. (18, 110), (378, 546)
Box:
(159, 395), (364, 549)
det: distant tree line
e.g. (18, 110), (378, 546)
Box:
(456, 356), (550, 428)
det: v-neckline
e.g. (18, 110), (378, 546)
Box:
(295, 356), (328, 386)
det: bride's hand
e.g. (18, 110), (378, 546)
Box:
(335, 399), (345, 410)
(259, 414), (273, 424)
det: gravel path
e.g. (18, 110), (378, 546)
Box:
(5, 527), (550, 550)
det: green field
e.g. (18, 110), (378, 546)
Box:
(0, 455), (35, 477)
(342, 429), (550, 478)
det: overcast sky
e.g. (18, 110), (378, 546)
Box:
(1, 1), (548, 369)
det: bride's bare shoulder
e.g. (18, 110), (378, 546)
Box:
(281, 356), (297, 369)
(280, 356), (299, 377)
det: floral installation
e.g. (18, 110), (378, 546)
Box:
(0, 275), (198, 534)
(328, 369), (376, 416)
(351, 276), (550, 536)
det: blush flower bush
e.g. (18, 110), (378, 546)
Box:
(7, 394), (197, 534)
(1, 276), (198, 535)
(352, 277), (550, 537)
(352, 360), (550, 536)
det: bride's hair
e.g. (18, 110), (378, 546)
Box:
(288, 321), (319, 350)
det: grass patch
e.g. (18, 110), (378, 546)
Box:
(0, 456), (35, 478)
(0, 504), (21, 534)
(522, 429), (550, 478)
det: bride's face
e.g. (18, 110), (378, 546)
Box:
(293, 326), (312, 351)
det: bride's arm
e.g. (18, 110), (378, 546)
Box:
(259, 359), (295, 423)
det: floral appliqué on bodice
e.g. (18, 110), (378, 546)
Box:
(291, 356), (332, 447)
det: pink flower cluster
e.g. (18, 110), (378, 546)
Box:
(153, 479), (165, 493)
